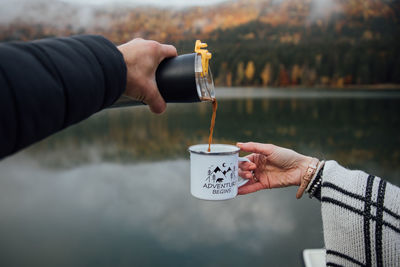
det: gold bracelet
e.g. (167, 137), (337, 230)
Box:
(296, 157), (319, 199)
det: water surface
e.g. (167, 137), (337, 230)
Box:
(0, 88), (399, 267)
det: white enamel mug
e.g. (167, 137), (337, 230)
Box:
(188, 144), (250, 200)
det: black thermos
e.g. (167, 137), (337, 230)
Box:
(157, 53), (201, 102)
(111, 41), (215, 108)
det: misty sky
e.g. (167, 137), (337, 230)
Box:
(61, 0), (227, 6)
(0, 0), (339, 26)
(0, 0), (229, 26)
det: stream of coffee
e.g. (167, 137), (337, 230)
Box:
(207, 98), (218, 152)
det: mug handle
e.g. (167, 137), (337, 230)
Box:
(238, 157), (251, 187)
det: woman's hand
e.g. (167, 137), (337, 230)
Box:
(118, 38), (177, 114)
(237, 142), (313, 195)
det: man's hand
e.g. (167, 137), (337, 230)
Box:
(118, 38), (177, 114)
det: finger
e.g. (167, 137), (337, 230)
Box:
(238, 170), (253, 179)
(238, 183), (265, 195)
(238, 160), (256, 171)
(236, 142), (276, 156)
(160, 44), (178, 61)
(145, 81), (167, 114)
(245, 153), (257, 163)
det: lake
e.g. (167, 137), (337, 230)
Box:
(0, 88), (399, 267)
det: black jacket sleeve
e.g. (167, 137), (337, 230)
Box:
(0, 35), (126, 159)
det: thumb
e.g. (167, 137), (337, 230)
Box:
(159, 44), (178, 62)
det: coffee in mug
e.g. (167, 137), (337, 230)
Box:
(188, 144), (250, 200)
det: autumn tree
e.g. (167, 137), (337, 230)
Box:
(278, 64), (290, 86)
(260, 63), (272, 86)
(235, 61), (245, 86)
(291, 64), (302, 85)
(245, 61), (255, 84)
(226, 72), (233, 87)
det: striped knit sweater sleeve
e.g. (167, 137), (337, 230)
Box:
(308, 160), (400, 266)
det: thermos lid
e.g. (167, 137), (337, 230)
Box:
(194, 40), (215, 101)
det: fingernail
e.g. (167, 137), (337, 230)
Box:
(236, 142), (243, 147)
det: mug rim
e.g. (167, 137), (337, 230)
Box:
(188, 144), (240, 155)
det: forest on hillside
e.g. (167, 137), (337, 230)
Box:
(181, 16), (400, 87)
(1, 0), (399, 87)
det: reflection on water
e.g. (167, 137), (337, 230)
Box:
(0, 156), (321, 267)
(24, 89), (400, 184)
(0, 88), (399, 266)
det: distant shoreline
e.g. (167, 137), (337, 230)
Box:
(216, 84), (400, 91)
(214, 87), (400, 99)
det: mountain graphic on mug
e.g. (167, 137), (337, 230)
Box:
(206, 163), (236, 183)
